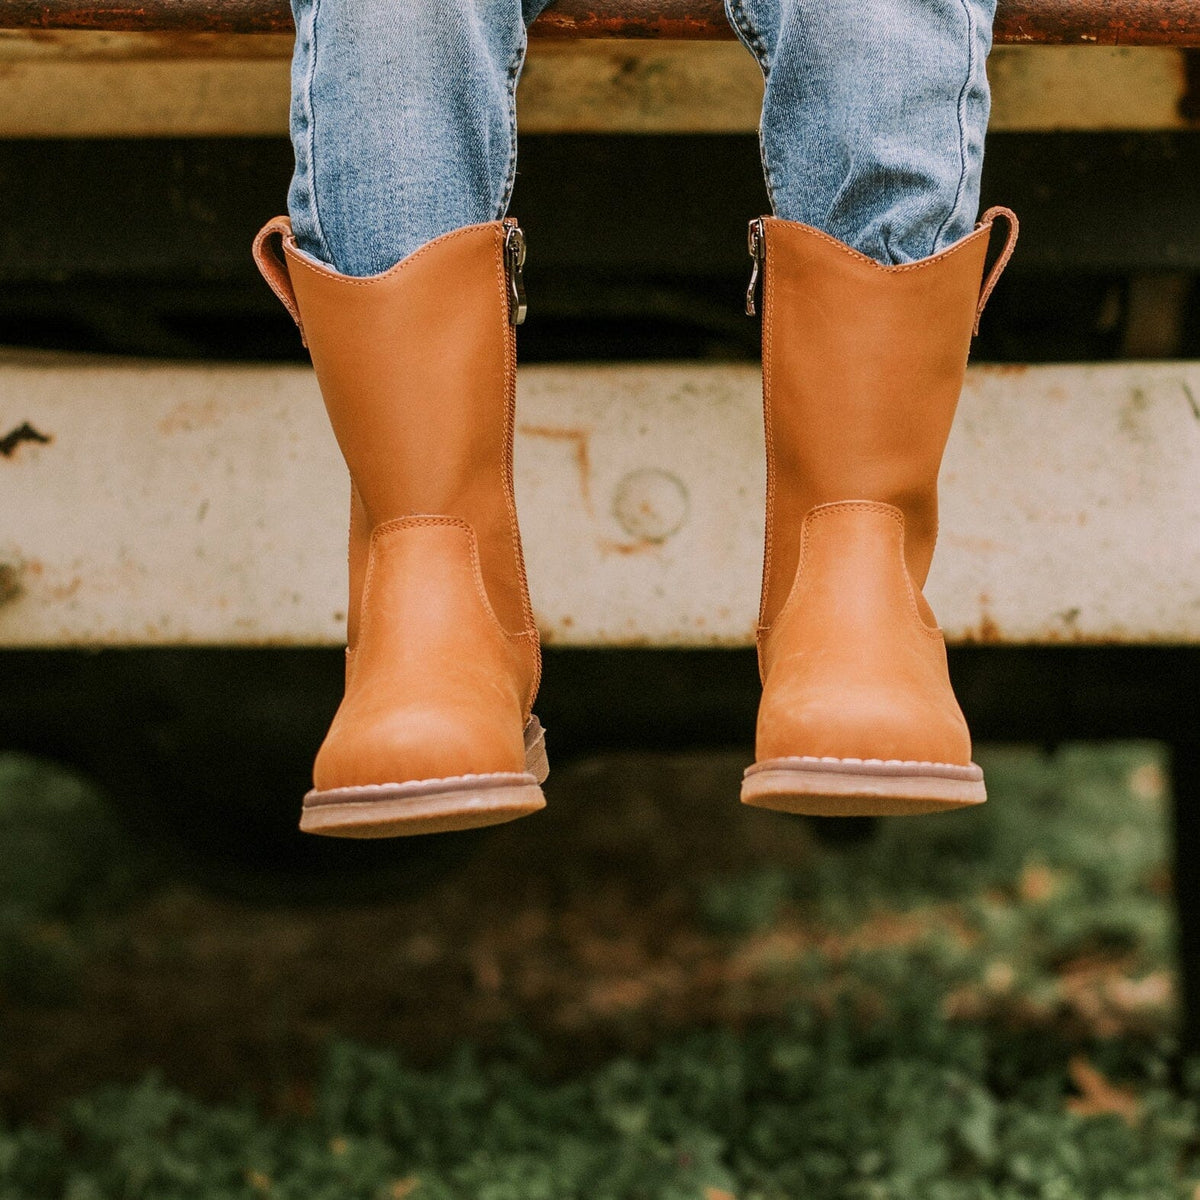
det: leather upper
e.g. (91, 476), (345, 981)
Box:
(254, 218), (535, 644)
(758, 213), (1005, 626)
(754, 211), (1016, 768)
(756, 502), (971, 765)
(252, 218), (540, 789)
(315, 517), (536, 788)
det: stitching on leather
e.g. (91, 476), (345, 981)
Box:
(974, 206), (1020, 332)
(762, 501), (903, 639)
(767, 216), (991, 274)
(495, 222), (542, 714)
(282, 222), (494, 287)
(759, 218), (776, 636)
(758, 502), (942, 643)
(812, 502), (942, 641)
(309, 772), (537, 799)
(252, 220), (304, 329)
(345, 482), (361, 654)
(754, 755), (977, 771)
(366, 517), (539, 655)
(494, 226), (540, 705)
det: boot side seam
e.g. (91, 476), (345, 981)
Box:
(365, 515), (537, 641)
(361, 515), (541, 716)
(758, 215), (777, 632)
(495, 223), (543, 706)
(757, 501), (944, 650)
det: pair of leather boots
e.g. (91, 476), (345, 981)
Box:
(253, 205), (1017, 837)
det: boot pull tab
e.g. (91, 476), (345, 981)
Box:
(972, 205), (1019, 335)
(252, 216), (307, 346)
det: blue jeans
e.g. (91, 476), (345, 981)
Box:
(287, 0), (995, 277)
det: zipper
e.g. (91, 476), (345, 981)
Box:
(503, 219), (527, 326)
(745, 217), (765, 316)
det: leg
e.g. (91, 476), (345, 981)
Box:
(287, 0), (551, 276)
(727, 0), (995, 263)
(730, 0), (1019, 814)
(249, 0), (552, 836)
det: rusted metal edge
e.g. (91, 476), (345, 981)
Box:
(3, 0), (1200, 45)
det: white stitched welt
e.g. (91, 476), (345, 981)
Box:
(308, 773), (538, 800)
(760, 756), (977, 770)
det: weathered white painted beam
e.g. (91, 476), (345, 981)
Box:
(0, 34), (1191, 136)
(2, 357), (1197, 648)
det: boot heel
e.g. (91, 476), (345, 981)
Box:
(523, 715), (550, 784)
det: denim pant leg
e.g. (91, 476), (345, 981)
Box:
(726, 0), (996, 264)
(288, 0), (552, 277)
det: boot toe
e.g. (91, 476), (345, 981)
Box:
(756, 681), (973, 768)
(313, 705), (528, 791)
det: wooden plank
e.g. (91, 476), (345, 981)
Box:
(0, 37), (1191, 136)
(518, 43), (1195, 134)
(2, 0), (1200, 45)
(1, 357), (1197, 648)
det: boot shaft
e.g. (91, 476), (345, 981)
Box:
(754, 208), (1017, 627)
(252, 217), (535, 643)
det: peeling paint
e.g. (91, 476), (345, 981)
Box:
(519, 423), (594, 513)
(0, 561), (22, 606)
(596, 537), (660, 557)
(157, 397), (224, 435)
(0, 421), (51, 457)
(1184, 381), (1200, 423)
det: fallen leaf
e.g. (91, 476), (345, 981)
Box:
(1066, 1055), (1141, 1127)
(1019, 863), (1058, 903)
(1128, 761), (1165, 802)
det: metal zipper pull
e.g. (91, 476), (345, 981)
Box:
(745, 217), (765, 316)
(503, 219), (527, 326)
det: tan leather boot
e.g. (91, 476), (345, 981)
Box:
(741, 207), (1018, 816)
(252, 217), (547, 836)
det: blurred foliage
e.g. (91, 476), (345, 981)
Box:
(0, 753), (144, 1004)
(0, 753), (139, 918)
(0, 1007), (1195, 1199)
(0, 741), (1192, 1197)
(703, 742), (1170, 960)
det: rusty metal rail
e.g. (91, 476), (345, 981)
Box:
(2, 0), (1199, 44)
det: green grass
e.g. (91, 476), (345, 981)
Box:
(0, 743), (1193, 1199)
(1, 1010), (1196, 1199)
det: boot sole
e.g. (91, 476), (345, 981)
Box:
(300, 716), (549, 838)
(741, 755), (985, 816)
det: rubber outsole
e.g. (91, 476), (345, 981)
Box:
(300, 716), (549, 838)
(740, 755), (985, 816)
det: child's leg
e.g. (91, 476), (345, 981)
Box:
(251, 0), (554, 838)
(287, 0), (551, 276)
(726, 0), (996, 263)
(729, 0), (1018, 815)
